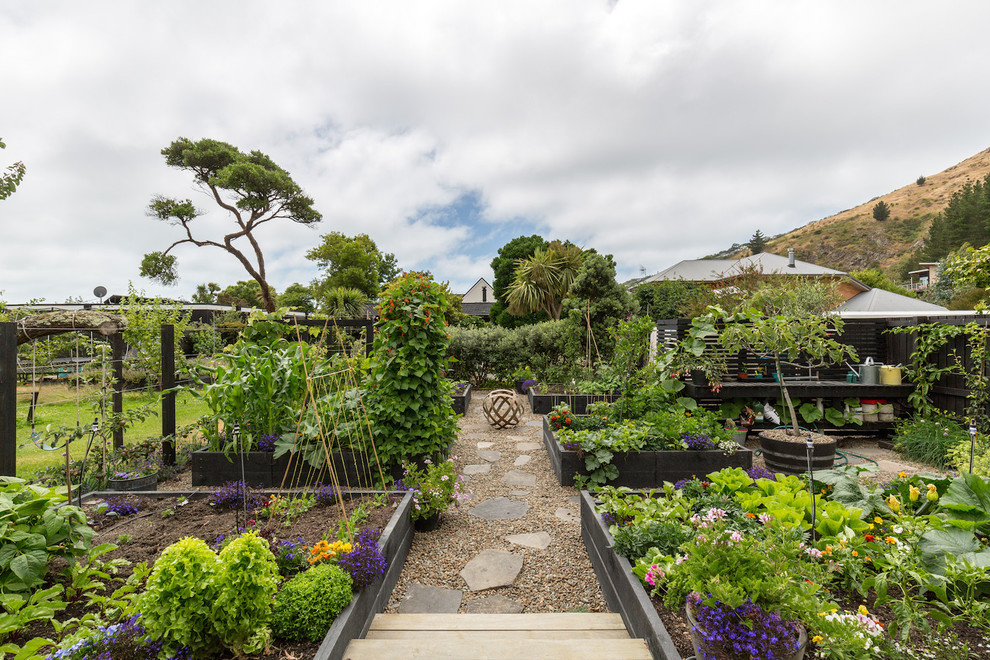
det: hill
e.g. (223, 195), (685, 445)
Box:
(726, 147), (990, 277)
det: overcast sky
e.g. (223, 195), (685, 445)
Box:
(3, 1), (990, 304)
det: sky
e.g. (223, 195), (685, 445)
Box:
(3, 1), (990, 305)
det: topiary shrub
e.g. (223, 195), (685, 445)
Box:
(138, 537), (222, 657)
(213, 530), (281, 655)
(272, 563), (354, 642)
(365, 272), (459, 468)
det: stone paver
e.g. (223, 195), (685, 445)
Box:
(468, 497), (530, 520)
(477, 449), (502, 462)
(463, 595), (525, 613)
(509, 490), (530, 497)
(507, 435), (526, 442)
(514, 455), (531, 467)
(524, 420), (543, 427)
(463, 464), (491, 475)
(568, 495), (581, 505)
(462, 432), (487, 439)
(505, 531), (552, 550)
(503, 470), (537, 488)
(477, 441), (494, 449)
(398, 584), (463, 613)
(515, 442), (541, 452)
(555, 508), (579, 524)
(460, 550), (524, 591)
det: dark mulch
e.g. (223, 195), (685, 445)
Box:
(21, 491), (398, 660)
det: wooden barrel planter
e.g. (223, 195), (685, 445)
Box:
(758, 430), (836, 475)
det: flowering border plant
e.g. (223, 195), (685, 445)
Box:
(395, 456), (469, 521)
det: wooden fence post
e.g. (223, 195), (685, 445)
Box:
(0, 322), (16, 476)
(161, 324), (176, 465)
(111, 333), (124, 449)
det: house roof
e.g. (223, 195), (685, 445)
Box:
(641, 252), (848, 285)
(836, 288), (948, 313)
(461, 302), (494, 317)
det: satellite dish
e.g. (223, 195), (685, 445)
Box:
(93, 286), (107, 302)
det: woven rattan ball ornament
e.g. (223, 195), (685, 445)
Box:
(482, 389), (523, 429)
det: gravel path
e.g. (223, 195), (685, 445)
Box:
(384, 390), (610, 614)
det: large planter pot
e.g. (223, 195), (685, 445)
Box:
(450, 382), (472, 415)
(543, 417), (753, 488)
(686, 599), (808, 660)
(107, 473), (158, 492)
(192, 448), (396, 488)
(527, 387), (619, 415)
(412, 512), (441, 532)
(580, 490), (683, 660)
(758, 429), (837, 475)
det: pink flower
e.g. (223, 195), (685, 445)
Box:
(676, 554), (689, 565)
(729, 531), (743, 543)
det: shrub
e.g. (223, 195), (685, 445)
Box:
(447, 324), (515, 384)
(139, 537), (221, 657)
(272, 564), (354, 642)
(212, 531), (281, 655)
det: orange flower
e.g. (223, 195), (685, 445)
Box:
(746, 512), (756, 519)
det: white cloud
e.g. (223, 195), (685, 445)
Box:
(3, 0), (990, 302)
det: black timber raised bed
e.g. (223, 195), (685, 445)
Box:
(450, 382), (472, 415)
(543, 417), (752, 488)
(580, 490), (682, 660)
(527, 387), (619, 415)
(191, 449), (395, 488)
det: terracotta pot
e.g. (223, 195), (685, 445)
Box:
(686, 599), (808, 660)
(107, 473), (158, 491)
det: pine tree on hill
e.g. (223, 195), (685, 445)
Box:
(747, 230), (768, 254)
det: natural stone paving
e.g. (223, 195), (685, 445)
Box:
(477, 441), (494, 449)
(555, 508), (580, 524)
(503, 469), (537, 488)
(505, 531), (552, 550)
(509, 490), (530, 497)
(460, 549), (524, 591)
(524, 420), (543, 427)
(398, 584), (464, 613)
(463, 464), (491, 475)
(468, 497), (530, 520)
(515, 442), (541, 451)
(514, 455), (531, 467)
(477, 449), (502, 462)
(462, 594), (525, 613)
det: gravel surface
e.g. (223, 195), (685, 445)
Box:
(384, 390), (610, 614)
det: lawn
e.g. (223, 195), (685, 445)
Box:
(14, 382), (211, 477)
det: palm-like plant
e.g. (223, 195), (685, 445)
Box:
(320, 286), (369, 318)
(506, 241), (583, 320)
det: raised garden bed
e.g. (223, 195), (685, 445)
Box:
(580, 490), (683, 660)
(77, 489), (414, 660)
(192, 448), (395, 488)
(543, 417), (753, 488)
(450, 382), (472, 415)
(527, 386), (618, 415)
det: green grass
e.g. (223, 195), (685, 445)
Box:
(15, 383), (211, 478)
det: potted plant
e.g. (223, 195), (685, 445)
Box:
(395, 457), (470, 531)
(712, 280), (858, 473)
(512, 365), (536, 393)
(106, 460), (158, 491)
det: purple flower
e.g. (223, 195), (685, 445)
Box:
(682, 433), (718, 451)
(687, 593), (801, 660)
(253, 433), (279, 452)
(336, 527), (388, 588)
(208, 481), (264, 511)
(102, 496), (142, 516)
(746, 466), (776, 481)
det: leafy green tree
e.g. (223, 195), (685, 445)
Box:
(849, 268), (916, 298)
(506, 241), (584, 321)
(872, 200), (891, 222)
(0, 137), (25, 200)
(917, 175), (927, 186)
(120, 284), (191, 387)
(634, 281), (704, 322)
(192, 282), (221, 304)
(747, 230), (767, 254)
(489, 235), (548, 327)
(562, 252), (638, 362)
(306, 232), (397, 300)
(319, 286), (369, 317)
(218, 280), (266, 308)
(279, 283), (315, 312)
(919, 174), (990, 263)
(140, 137), (321, 312)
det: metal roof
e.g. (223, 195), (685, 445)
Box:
(836, 288), (948, 313)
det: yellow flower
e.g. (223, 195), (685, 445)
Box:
(812, 635), (824, 645)
(885, 536), (897, 544)
(852, 550), (859, 557)
(858, 605), (869, 616)
(927, 484), (939, 502)
(909, 485), (920, 502)
(874, 516), (883, 524)
(887, 495), (901, 513)
(898, 471), (906, 478)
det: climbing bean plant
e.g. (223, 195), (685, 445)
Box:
(365, 272), (459, 467)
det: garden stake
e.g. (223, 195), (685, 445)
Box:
(806, 432), (816, 534)
(970, 422), (977, 474)
(234, 422), (246, 529)
(77, 418), (99, 507)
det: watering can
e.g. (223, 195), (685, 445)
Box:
(859, 357), (880, 386)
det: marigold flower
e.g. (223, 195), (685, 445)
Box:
(858, 605), (869, 616)
(852, 550), (859, 557)
(746, 512), (756, 518)
(812, 635), (824, 644)
(885, 536), (897, 544)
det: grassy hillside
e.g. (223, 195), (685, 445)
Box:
(736, 147), (990, 277)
